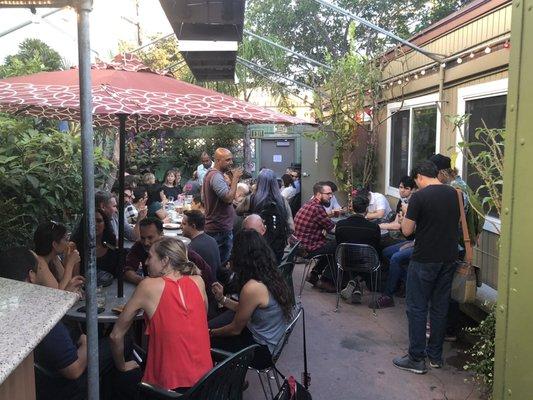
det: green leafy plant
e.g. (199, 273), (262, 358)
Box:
(449, 114), (504, 232)
(126, 125), (244, 180)
(311, 53), (383, 192)
(464, 308), (496, 398)
(0, 114), (113, 250)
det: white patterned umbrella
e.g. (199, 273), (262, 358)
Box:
(0, 53), (309, 130)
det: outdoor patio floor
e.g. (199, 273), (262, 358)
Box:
(244, 262), (483, 400)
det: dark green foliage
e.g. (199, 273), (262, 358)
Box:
(126, 125), (244, 180)
(0, 114), (113, 250)
(0, 38), (63, 78)
(464, 309), (496, 397)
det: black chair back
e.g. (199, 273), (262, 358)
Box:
(138, 345), (259, 400)
(278, 262), (295, 303)
(282, 240), (301, 264)
(335, 243), (380, 275)
(270, 306), (303, 365)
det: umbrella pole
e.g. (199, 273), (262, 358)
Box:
(76, 1), (99, 400)
(117, 114), (126, 298)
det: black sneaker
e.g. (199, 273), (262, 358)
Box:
(368, 295), (395, 309)
(393, 355), (428, 374)
(429, 359), (443, 369)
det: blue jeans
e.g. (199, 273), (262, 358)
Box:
(406, 260), (456, 362)
(207, 230), (233, 265)
(383, 241), (414, 297)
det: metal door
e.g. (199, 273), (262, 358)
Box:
(259, 138), (295, 177)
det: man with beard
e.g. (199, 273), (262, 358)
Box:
(294, 181), (337, 292)
(202, 148), (243, 264)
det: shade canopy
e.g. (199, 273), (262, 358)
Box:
(0, 53), (308, 131)
(159, 0), (245, 81)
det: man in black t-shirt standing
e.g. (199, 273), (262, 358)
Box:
(393, 161), (460, 374)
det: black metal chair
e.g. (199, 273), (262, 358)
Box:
(281, 240), (300, 264)
(278, 261), (295, 303)
(298, 253), (336, 299)
(137, 345), (258, 400)
(254, 306), (304, 400)
(334, 243), (381, 312)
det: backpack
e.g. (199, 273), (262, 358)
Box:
(258, 200), (289, 254)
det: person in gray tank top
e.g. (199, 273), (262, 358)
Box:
(209, 229), (294, 369)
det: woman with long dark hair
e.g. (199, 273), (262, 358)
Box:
(210, 229), (293, 369)
(71, 209), (120, 277)
(236, 168), (294, 263)
(33, 221), (83, 292)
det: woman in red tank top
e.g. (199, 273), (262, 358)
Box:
(110, 237), (212, 391)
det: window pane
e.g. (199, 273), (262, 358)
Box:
(411, 106), (437, 169)
(465, 95), (506, 217)
(389, 110), (410, 187)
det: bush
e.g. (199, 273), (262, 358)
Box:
(463, 308), (496, 398)
(0, 114), (113, 250)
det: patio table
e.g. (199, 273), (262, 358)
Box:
(65, 280), (142, 323)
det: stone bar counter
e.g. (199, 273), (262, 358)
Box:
(0, 278), (78, 400)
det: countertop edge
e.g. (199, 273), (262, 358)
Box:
(0, 279), (79, 384)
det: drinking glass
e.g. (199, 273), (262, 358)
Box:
(96, 286), (106, 309)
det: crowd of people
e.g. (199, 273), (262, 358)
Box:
(0, 147), (482, 398)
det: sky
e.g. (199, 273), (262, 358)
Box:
(0, 0), (173, 66)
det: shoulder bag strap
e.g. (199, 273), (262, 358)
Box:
(456, 188), (473, 264)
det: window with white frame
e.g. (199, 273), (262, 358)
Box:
(386, 94), (440, 196)
(457, 78), (507, 232)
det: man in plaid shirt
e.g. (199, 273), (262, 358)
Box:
(294, 181), (337, 292)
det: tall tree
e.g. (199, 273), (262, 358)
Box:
(0, 38), (63, 78)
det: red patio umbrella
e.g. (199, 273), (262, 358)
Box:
(0, 53), (311, 297)
(0, 53), (308, 129)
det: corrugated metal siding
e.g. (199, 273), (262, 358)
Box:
(383, 5), (511, 79)
(475, 230), (500, 289)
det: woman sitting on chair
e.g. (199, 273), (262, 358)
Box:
(110, 237), (212, 392)
(33, 221), (83, 293)
(210, 229), (294, 369)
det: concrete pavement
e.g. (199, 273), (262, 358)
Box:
(244, 262), (483, 400)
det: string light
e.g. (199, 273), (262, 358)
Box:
(397, 79), (402, 85)
(420, 69), (426, 75)
(484, 46), (491, 54)
(414, 74), (419, 79)
(440, 63), (446, 68)
(405, 76), (409, 82)
(503, 41), (510, 49)
(469, 52), (475, 58)
(457, 57), (463, 64)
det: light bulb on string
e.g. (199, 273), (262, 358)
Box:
(420, 69), (426, 75)
(469, 52), (475, 58)
(457, 57), (463, 64)
(484, 46), (491, 54)
(414, 74), (419, 79)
